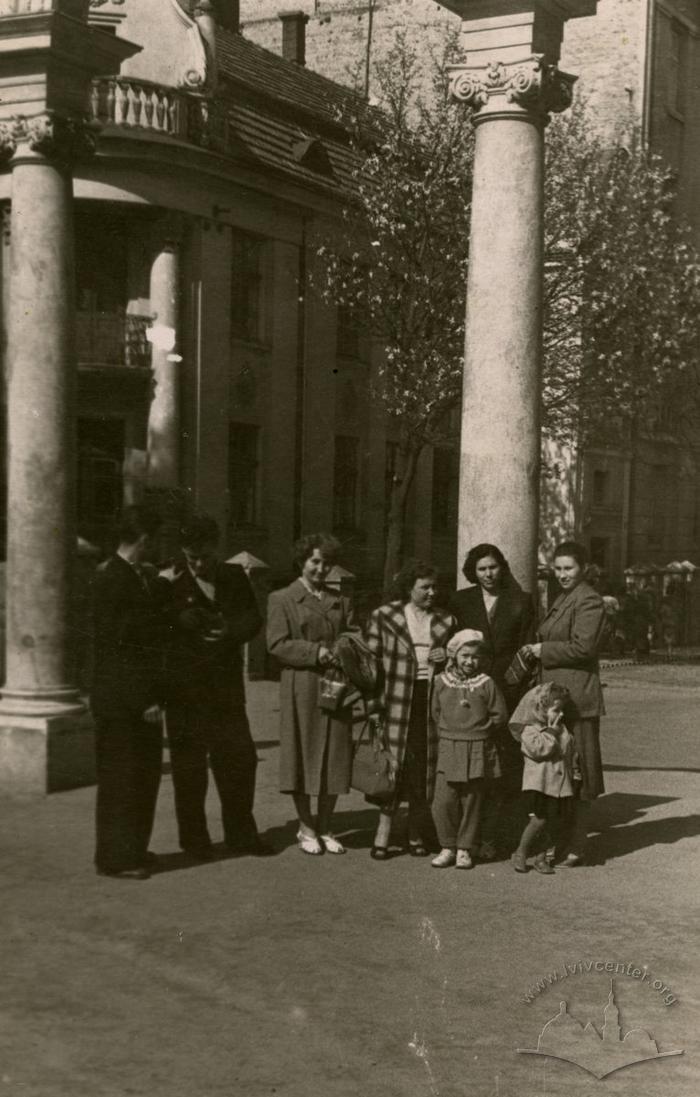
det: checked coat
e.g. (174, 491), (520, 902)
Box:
(365, 602), (456, 801)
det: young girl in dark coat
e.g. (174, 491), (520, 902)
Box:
(430, 630), (508, 869)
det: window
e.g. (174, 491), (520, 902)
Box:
(231, 232), (266, 343)
(592, 469), (610, 508)
(333, 435), (359, 530)
(431, 446), (459, 534)
(649, 465), (670, 548)
(336, 302), (361, 359)
(228, 422), (260, 526)
(77, 418), (125, 540)
(668, 22), (689, 117)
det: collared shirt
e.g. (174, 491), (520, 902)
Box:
(300, 577), (323, 601)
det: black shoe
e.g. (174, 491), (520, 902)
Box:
(370, 845), (390, 861)
(407, 841), (429, 858)
(96, 866), (150, 880)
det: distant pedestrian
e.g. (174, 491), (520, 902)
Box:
(163, 514), (270, 859)
(430, 630), (507, 870)
(524, 541), (606, 866)
(364, 561), (456, 860)
(90, 507), (170, 880)
(509, 682), (579, 875)
(267, 533), (356, 856)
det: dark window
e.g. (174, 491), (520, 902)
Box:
(592, 469), (609, 508)
(333, 435), (359, 530)
(668, 22), (688, 116)
(431, 446), (459, 534)
(336, 301), (362, 359)
(649, 465), (669, 548)
(589, 536), (609, 570)
(77, 418), (125, 544)
(231, 232), (266, 343)
(228, 422), (260, 526)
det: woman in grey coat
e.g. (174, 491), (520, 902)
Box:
(267, 533), (356, 856)
(525, 540), (607, 865)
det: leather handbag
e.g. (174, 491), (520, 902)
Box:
(351, 719), (396, 800)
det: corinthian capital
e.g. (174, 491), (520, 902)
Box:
(0, 113), (97, 165)
(449, 55), (576, 117)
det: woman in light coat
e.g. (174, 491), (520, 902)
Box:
(365, 561), (456, 860)
(267, 533), (355, 856)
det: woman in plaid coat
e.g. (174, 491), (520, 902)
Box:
(365, 561), (456, 860)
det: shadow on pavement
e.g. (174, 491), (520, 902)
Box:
(586, 791), (700, 863)
(604, 763), (700, 774)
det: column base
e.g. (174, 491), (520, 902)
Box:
(0, 705), (96, 797)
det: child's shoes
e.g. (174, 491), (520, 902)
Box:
(431, 848), (456, 868)
(511, 850), (528, 873)
(533, 853), (555, 875)
(456, 849), (473, 870)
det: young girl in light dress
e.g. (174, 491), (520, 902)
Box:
(430, 630), (508, 869)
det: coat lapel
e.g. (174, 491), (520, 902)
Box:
(383, 602), (415, 659)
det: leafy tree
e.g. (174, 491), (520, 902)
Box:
(316, 33), (700, 592)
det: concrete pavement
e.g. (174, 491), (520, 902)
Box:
(0, 666), (698, 1097)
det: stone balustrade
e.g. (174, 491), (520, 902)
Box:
(90, 77), (192, 139)
(0, 0), (58, 13)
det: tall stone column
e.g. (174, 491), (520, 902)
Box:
(441, 0), (595, 593)
(0, 115), (94, 793)
(147, 225), (181, 489)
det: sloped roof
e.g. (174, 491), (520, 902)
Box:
(215, 28), (375, 196)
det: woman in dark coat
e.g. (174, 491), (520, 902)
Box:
(452, 543), (535, 712)
(365, 561), (456, 860)
(267, 533), (355, 856)
(525, 540), (607, 865)
(452, 543), (536, 857)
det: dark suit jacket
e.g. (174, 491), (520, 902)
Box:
(451, 581), (535, 692)
(539, 580), (606, 719)
(164, 561), (262, 701)
(90, 554), (171, 718)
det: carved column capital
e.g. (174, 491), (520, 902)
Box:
(449, 54), (576, 118)
(0, 113), (98, 166)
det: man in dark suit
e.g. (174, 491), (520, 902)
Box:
(91, 506), (171, 880)
(163, 514), (270, 858)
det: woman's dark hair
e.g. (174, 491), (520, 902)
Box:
(392, 559), (439, 602)
(553, 540), (587, 568)
(461, 543), (511, 584)
(292, 532), (340, 573)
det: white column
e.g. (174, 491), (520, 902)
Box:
(147, 224), (181, 489)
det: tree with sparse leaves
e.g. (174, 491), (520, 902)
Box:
(316, 33), (700, 592)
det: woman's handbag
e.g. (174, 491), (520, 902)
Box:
(350, 719), (396, 800)
(319, 667), (349, 712)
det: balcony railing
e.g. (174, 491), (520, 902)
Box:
(0, 0), (57, 14)
(77, 311), (151, 370)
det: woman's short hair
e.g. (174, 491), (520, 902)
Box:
(461, 543), (511, 584)
(292, 533), (340, 573)
(392, 559), (439, 602)
(553, 540), (587, 568)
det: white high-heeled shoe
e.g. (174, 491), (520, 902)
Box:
(320, 834), (346, 855)
(296, 830), (323, 855)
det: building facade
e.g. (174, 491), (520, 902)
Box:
(241, 0), (700, 582)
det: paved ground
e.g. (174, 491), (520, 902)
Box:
(0, 665), (699, 1097)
